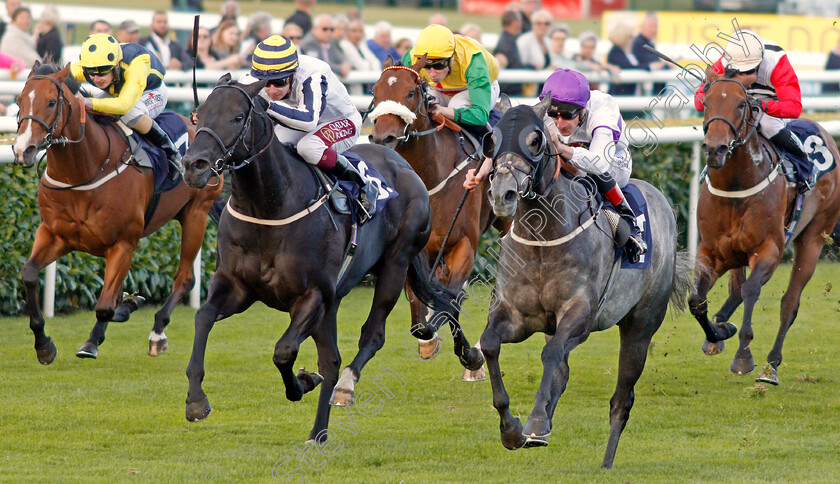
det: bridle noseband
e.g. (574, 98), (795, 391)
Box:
(491, 120), (556, 199)
(701, 78), (759, 155)
(18, 75), (85, 150)
(372, 66), (440, 144)
(195, 83), (273, 174)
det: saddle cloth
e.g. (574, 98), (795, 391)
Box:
(605, 183), (653, 269)
(329, 150), (398, 223)
(123, 112), (189, 193)
(781, 120), (837, 183)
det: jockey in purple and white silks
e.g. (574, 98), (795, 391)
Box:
(465, 68), (647, 263)
(240, 35), (376, 218)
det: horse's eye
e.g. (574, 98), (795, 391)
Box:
(234, 114), (245, 122)
(739, 101), (747, 109)
(48, 99), (57, 108)
(407, 90), (414, 98)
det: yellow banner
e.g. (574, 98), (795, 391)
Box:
(603, 11), (840, 54)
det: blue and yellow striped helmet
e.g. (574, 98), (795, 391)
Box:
(251, 35), (299, 81)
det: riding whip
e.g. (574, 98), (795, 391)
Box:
(641, 44), (706, 84)
(429, 187), (470, 281)
(190, 15), (200, 123)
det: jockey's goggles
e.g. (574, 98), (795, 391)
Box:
(425, 57), (452, 71)
(266, 76), (292, 88)
(83, 65), (116, 77)
(547, 104), (582, 120)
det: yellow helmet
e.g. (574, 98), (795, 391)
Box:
(413, 24), (456, 61)
(79, 33), (122, 68)
(251, 35), (299, 81)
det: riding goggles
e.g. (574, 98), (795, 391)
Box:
(425, 57), (451, 70)
(547, 105), (582, 120)
(83, 65), (116, 77)
(266, 77), (292, 88)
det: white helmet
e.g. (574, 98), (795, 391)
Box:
(725, 30), (764, 72)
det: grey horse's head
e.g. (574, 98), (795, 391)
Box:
(486, 94), (553, 218)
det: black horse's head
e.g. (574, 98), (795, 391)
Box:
(183, 73), (269, 188)
(486, 94), (553, 218)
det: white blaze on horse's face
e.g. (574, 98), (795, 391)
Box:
(387, 76), (397, 86)
(12, 90), (36, 161)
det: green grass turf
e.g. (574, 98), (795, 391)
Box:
(1, 262), (840, 482)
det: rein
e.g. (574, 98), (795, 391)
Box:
(702, 78), (759, 155)
(19, 75), (87, 150)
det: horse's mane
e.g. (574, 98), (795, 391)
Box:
(33, 62), (82, 95)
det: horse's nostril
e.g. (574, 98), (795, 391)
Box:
(503, 190), (517, 204)
(23, 145), (36, 159)
(384, 136), (396, 145)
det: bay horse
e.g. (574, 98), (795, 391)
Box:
(181, 74), (457, 442)
(688, 68), (840, 385)
(368, 55), (491, 379)
(481, 95), (689, 469)
(12, 62), (222, 362)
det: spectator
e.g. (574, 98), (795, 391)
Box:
(517, 9), (552, 70)
(333, 14), (348, 44)
(88, 19), (111, 36)
(282, 22), (304, 44)
(212, 19), (242, 61)
(141, 11), (194, 71)
(34, 4), (61, 64)
(188, 26), (244, 70)
(459, 23), (483, 44)
(607, 23), (645, 118)
(172, 0), (201, 12)
(428, 13), (447, 27)
(494, 9), (526, 96)
(1, 6), (39, 66)
(299, 14), (351, 78)
(0, 51), (23, 114)
(367, 21), (399, 64)
(0, 0), (21, 42)
(573, 31), (617, 89)
(547, 24), (573, 70)
(286, 0), (314, 36)
(214, 0), (239, 33)
(393, 37), (412, 59)
(346, 6), (361, 22)
(824, 38), (840, 93)
(240, 11), (273, 61)
(340, 19), (379, 72)
(518, 0), (538, 33)
(116, 20), (140, 45)
(632, 12), (669, 94)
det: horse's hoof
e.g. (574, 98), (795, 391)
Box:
(462, 367), (486, 382)
(716, 320), (738, 339)
(122, 292), (146, 312)
(500, 419), (526, 450)
(755, 364), (779, 385)
(523, 435), (549, 448)
(330, 386), (355, 407)
(460, 347), (485, 371)
(730, 356), (755, 375)
(523, 418), (551, 444)
(297, 368), (324, 394)
(36, 337), (57, 365)
(702, 339), (725, 355)
(418, 333), (441, 360)
(147, 338), (168, 357)
(75, 342), (98, 359)
(186, 396), (212, 422)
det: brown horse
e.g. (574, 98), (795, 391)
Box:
(12, 62), (222, 363)
(688, 68), (840, 385)
(368, 56), (498, 379)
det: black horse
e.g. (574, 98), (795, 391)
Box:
(181, 74), (456, 442)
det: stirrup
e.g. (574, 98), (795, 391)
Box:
(624, 235), (647, 264)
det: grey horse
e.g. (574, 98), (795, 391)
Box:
(479, 95), (691, 469)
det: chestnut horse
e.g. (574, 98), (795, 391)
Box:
(368, 55), (493, 379)
(12, 63), (222, 363)
(688, 68), (840, 385)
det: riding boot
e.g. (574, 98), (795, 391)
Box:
(144, 121), (184, 181)
(770, 129), (813, 192)
(331, 154), (377, 221)
(591, 172), (648, 264)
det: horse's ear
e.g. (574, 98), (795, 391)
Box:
(27, 60), (40, 79)
(245, 78), (267, 97)
(498, 93), (512, 114)
(217, 72), (232, 86)
(705, 66), (719, 83)
(57, 63), (71, 81)
(411, 53), (426, 72)
(533, 93), (552, 119)
(383, 55), (394, 69)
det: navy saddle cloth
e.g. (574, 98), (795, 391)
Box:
(588, 181), (652, 269)
(781, 120), (837, 183)
(331, 150), (398, 222)
(128, 112), (189, 193)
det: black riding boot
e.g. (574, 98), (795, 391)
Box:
(592, 172), (648, 264)
(331, 154), (377, 221)
(770, 129), (815, 192)
(145, 121), (183, 181)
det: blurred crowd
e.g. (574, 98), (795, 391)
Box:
(2, 0), (840, 108)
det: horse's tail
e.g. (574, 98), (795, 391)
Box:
(406, 251), (459, 314)
(669, 250), (693, 313)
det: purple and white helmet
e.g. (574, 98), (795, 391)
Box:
(539, 68), (591, 109)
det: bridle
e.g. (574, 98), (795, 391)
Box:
(371, 66), (442, 144)
(490, 120), (557, 199)
(194, 83), (273, 175)
(701, 78), (759, 155)
(18, 75), (86, 150)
